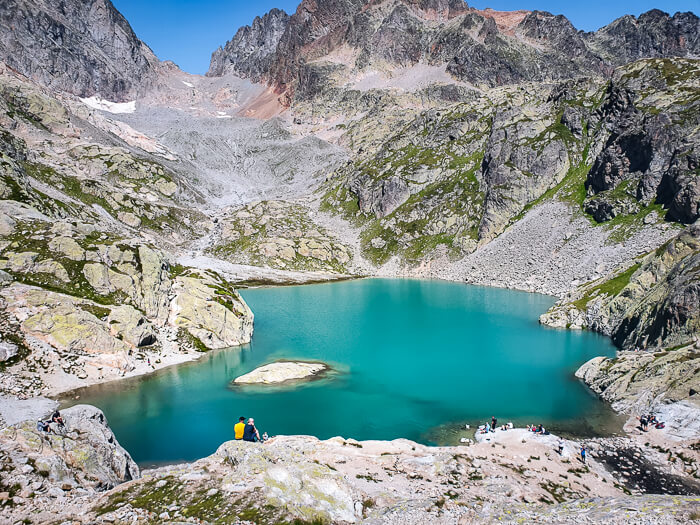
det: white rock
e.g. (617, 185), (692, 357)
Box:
(233, 361), (329, 385)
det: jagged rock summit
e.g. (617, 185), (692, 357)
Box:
(207, 0), (700, 102)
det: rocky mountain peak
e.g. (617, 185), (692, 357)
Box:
(207, 8), (290, 79)
(589, 9), (700, 64)
(207, 1), (699, 105)
(0, 0), (160, 101)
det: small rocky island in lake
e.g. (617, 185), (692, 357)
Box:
(232, 361), (330, 385)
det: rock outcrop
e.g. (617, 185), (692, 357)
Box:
(576, 348), (700, 419)
(584, 59), (700, 225)
(208, 8), (290, 80)
(0, 404), (138, 503)
(211, 200), (352, 273)
(233, 361), (329, 385)
(0, 0), (160, 101)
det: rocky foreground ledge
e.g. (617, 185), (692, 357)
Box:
(1, 402), (699, 524)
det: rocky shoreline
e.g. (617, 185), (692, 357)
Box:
(1, 400), (698, 524)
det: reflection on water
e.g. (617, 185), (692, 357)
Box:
(61, 279), (621, 465)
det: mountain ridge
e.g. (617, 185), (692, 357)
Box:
(206, 0), (700, 104)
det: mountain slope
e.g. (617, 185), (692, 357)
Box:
(0, 0), (159, 101)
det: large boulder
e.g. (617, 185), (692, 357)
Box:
(169, 274), (253, 350)
(0, 404), (138, 495)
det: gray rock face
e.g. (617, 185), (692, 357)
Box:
(0, 0), (159, 101)
(612, 225), (700, 351)
(208, 8), (290, 80)
(0, 341), (17, 362)
(585, 59), (700, 224)
(542, 224), (700, 352)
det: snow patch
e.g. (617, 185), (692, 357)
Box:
(80, 96), (136, 114)
(182, 81), (194, 88)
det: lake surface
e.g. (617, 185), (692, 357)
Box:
(63, 279), (621, 465)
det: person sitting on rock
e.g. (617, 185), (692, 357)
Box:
(36, 420), (52, 434)
(51, 410), (64, 426)
(234, 416), (246, 440)
(243, 418), (261, 443)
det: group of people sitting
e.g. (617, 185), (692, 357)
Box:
(639, 414), (664, 431)
(478, 416), (514, 434)
(234, 417), (268, 443)
(36, 410), (64, 434)
(527, 423), (550, 435)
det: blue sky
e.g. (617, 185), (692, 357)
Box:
(112, 0), (700, 75)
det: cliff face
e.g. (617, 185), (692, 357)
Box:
(207, 8), (290, 80)
(0, 0), (159, 101)
(207, 0), (700, 102)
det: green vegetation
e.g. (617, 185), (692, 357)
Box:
(177, 327), (209, 353)
(572, 262), (642, 310)
(603, 202), (670, 244)
(95, 478), (331, 524)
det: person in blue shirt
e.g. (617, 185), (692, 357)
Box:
(243, 418), (261, 442)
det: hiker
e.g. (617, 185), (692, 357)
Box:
(51, 410), (64, 426)
(491, 416), (497, 432)
(243, 418), (261, 443)
(234, 416), (246, 440)
(580, 445), (586, 464)
(36, 420), (52, 434)
(639, 415), (648, 432)
(557, 439), (565, 455)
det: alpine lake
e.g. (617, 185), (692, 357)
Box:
(61, 278), (623, 466)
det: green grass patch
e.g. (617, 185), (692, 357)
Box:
(572, 262), (641, 310)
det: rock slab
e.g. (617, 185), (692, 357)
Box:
(233, 361), (329, 385)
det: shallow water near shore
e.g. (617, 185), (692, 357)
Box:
(62, 278), (622, 465)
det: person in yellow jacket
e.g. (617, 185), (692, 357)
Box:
(234, 416), (246, 440)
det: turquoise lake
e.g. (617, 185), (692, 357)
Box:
(63, 279), (621, 465)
